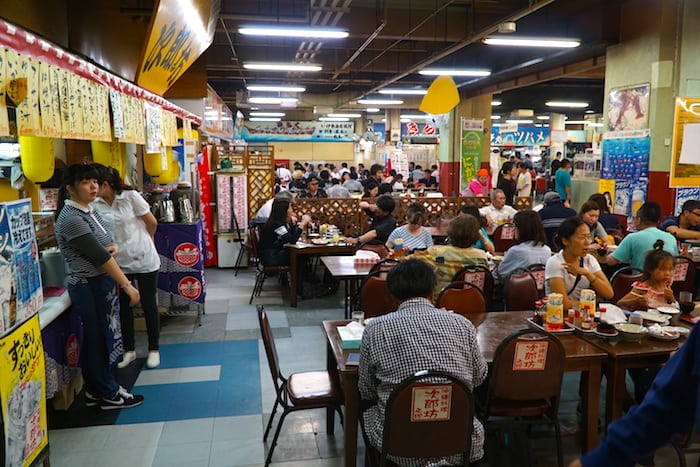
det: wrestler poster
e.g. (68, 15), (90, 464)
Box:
(0, 315), (48, 467)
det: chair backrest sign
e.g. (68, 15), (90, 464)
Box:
(410, 385), (452, 422)
(530, 270), (546, 290)
(674, 262), (689, 282)
(462, 272), (485, 290)
(512, 340), (548, 371)
(500, 224), (516, 240)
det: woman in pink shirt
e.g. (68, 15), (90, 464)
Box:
(463, 168), (492, 196)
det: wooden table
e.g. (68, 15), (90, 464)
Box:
(323, 311), (607, 467)
(287, 242), (355, 307)
(320, 256), (373, 318)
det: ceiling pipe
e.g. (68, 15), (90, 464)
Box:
(219, 17), (247, 87)
(345, 0), (557, 105)
(332, 21), (387, 81)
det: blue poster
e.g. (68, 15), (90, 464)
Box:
(675, 187), (700, 215)
(601, 132), (650, 180)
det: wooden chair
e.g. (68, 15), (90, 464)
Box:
(482, 328), (566, 467)
(493, 222), (518, 253)
(360, 242), (390, 259)
(436, 281), (487, 316)
(672, 256), (696, 298)
(249, 227), (289, 304)
(505, 270), (539, 311)
(452, 265), (495, 309)
(367, 258), (400, 278)
(364, 370), (475, 467)
(360, 271), (400, 318)
(258, 306), (343, 466)
(609, 266), (644, 304)
(514, 196), (533, 210)
(527, 264), (547, 299)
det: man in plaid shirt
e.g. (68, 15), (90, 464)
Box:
(359, 259), (489, 466)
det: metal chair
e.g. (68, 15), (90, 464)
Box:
(367, 258), (400, 278)
(364, 370), (475, 467)
(482, 328), (566, 467)
(672, 256), (696, 298)
(257, 306), (343, 466)
(235, 222), (259, 276)
(609, 266), (644, 304)
(505, 269), (539, 311)
(493, 222), (518, 253)
(249, 227), (289, 304)
(452, 265), (494, 309)
(436, 281), (488, 316)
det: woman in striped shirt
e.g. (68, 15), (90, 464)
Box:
(386, 203), (434, 254)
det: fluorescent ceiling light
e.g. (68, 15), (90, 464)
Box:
(492, 123), (501, 127)
(244, 62), (321, 72)
(401, 114), (429, 119)
(246, 84), (305, 92)
(328, 113), (361, 118)
(564, 120), (587, 125)
(491, 115), (501, 119)
(419, 69), (491, 77)
(506, 119), (533, 124)
(536, 115), (550, 120)
(585, 109), (595, 114)
(320, 117), (350, 122)
(491, 100), (502, 106)
(366, 108), (380, 113)
(588, 122), (604, 127)
(483, 36), (580, 48)
(249, 117), (281, 122)
(378, 88), (427, 95)
(238, 26), (348, 39)
(249, 97), (298, 104)
(250, 112), (285, 117)
(400, 118), (411, 123)
(357, 99), (404, 105)
(545, 101), (589, 108)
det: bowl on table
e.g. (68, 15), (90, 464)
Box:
(614, 323), (646, 342)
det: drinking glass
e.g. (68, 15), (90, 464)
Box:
(351, 311), (365, 324)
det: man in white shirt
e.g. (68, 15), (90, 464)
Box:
(479, 189), (517, 234)
(516, 162), (532, 197)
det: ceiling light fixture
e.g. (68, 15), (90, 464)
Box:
(564, 120), (587, 125)
(357, 99), (404, 105)
(506, 119), (534, 124)
(483, 36), (580, 48)
(238, 26), (348, 39)
(588, 122), (604, 127)
(378, 88), (427, 95)
(327, 113), (361, 118)
(243, 62), (322, 72)
(536, 115), (550, 120)
(401, 114), (430, 119)
(246, 84), (306, 92)
(491, 115), (501, 119)
(248, 97), (299, 104)
(545, 101), (589, 108)
(491, 100), (502, 106)
(419, 69), (491, 77)
(366, 108), (380, 113)
(249, 117), (281, 122)
(250, 112), (285, 117)
(320, 117), (350, 122)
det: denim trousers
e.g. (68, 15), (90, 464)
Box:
(68, 275), (123, 398)
(119, 270), (160, 351)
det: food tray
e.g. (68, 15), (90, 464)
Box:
(527, 318), (575, 334)
(573, 324), (596, 333)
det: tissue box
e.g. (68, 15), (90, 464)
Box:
(338, 325), (363, 349)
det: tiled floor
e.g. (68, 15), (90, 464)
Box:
(47, 266), (695, 466)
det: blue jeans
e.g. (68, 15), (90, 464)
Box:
(68, 275), (122, 398)
(119, 270), (160, 351)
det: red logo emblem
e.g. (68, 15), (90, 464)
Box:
(406, 121), (419, 136)
(178, 277), (202, 300)
(423, 123), (435, 135)
(174, 242), (200, 267)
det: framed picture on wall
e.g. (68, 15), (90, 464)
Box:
(607, 83), (650, 131)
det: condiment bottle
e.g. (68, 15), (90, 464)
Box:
(533, 300), (543, 324)
(574, 309), (582, 328)
(545, 293), (564, 331)
(567, 308), (575, 325)
(599, 305), (607, 323)
(580, 288), (597, 321)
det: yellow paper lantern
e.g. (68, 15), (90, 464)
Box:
(91, 140), (126, 177)
(19, 136), (55, 183)
(150, 147), (179, 185)
(419, 75), (460, 115)
(143, 150), (165, 176)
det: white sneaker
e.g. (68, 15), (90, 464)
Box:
(117, 351), (136, 369)
(146, 351), (160, 369)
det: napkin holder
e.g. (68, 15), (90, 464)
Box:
(338, 322), (364, 349)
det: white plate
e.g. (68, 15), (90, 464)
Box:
(660, 326), (690, 336)
(656, 306), (680, 315)
(635, 311), (670, 324)
(311, 238), (330, 245)
(594, 329), (619, 338)
(648, 329), (680, 341)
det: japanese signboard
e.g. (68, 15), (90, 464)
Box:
(0, 199), (43, 336)
(410, 385), (452, 422)
(137, 0), (221, 95)
(0, 315), (48, 467)
(670, 98), (700, 187)
(513, 340), (548, 371)
(460, 118), (484, 193)
(490, 126), (550, 147)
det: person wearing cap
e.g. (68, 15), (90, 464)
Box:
(297, 176), (327, 198)
(464, 168), (492, 197)
(538, 191), (577, 249)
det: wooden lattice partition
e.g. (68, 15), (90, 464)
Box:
(292, 196), (492, 234)
(246, 145), (275, 223)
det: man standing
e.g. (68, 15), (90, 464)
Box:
(359, 259), (488, 467)
(660, 199), (700, 241)
(345, 195), (396, 246)
(479, 189), (517, 234)
(550, 151), (563, 175)
(554, 159), (572, 206)
(605, 202), (678, 271)
(538, 191), (577, 248)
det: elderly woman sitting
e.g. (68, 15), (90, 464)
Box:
(414, 215), (488, 298)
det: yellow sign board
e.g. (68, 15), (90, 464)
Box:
(137, 0), (220, 96)
(0, 315), (48, 466)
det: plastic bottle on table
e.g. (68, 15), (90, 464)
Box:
(545, 293), (564, 331)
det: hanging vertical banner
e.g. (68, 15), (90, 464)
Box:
(197, 146), (217, 266)
(0, 315), (48, 467)
(144, 101), (163, 153)
(460, 118), (484, 193)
